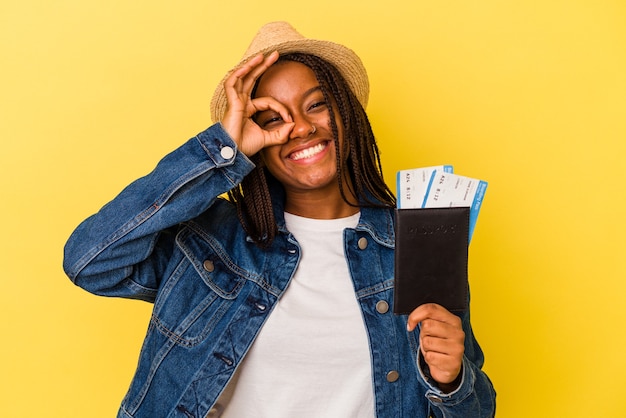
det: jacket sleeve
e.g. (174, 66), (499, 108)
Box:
(417, 308), (497, 417)
(62, 124), (255, 302)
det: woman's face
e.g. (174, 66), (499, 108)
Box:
(254, 61), (347, 199)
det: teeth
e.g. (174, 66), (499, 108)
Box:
(290, 142), (326, 161)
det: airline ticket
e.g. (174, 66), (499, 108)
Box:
(396, 166), (488, 241)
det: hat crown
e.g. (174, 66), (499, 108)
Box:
(210, 21), (369, 123)
(243, 22), (305, 59)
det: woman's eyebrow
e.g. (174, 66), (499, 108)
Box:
(255, 85), (324, 121)
(302, 85), (322, 98)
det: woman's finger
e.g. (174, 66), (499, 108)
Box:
(223, 53), (266, 108)
(240, 51), (279, 96)
(227, 53), (265, 88)
(248, 96), (292, 123)
(407, 303), (461, 332)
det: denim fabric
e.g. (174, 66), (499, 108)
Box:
(64, 123), (495, 418)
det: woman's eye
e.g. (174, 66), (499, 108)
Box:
(261, 116), (283, 128)
(309, 101), (327, 111)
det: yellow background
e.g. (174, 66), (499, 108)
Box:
(2, 0), (625, 416)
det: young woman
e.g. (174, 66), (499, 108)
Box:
(64, 21), (495, 418)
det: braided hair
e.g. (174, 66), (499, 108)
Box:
(227, 53), (396, 248)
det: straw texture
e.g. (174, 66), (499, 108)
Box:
(210, 21), (369, 122)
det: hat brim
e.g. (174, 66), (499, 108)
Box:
(210, 39), (369, 123)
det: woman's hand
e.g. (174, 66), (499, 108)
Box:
(221, 51), (295, 157)
(407, 303), (465, 390)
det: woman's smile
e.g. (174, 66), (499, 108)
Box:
(288, 140), (330, 162)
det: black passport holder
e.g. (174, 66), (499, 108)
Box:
(393, 207), (470, 314)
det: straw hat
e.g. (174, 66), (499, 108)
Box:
(210, 21), (369, 123)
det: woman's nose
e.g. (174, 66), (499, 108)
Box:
(289, 115), (316, 140)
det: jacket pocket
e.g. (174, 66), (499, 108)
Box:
(150, 228), (246, 348)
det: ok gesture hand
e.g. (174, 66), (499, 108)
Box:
(221, 51), (294, 157)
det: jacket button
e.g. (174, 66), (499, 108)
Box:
(427, 395), (444, 403)
(203, 260), (215, 272)
(386, 370), (400, 382)
(357, 237), (368, 250)
(376, 300), (389, 314)
(220, 146), (235, 160)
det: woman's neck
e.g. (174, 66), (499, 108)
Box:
(284, 187), (359, 219)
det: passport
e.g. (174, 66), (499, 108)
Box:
(393, 206), (470, 314)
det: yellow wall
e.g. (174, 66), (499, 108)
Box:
(2, 1), (625, 416)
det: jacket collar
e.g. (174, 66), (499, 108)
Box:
(356, 205), (395, 248)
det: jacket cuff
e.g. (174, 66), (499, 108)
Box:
(195, 123), (255, 171)
(417, 352), (475, 406)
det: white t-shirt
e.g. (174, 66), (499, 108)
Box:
(219, 212), (374, 418)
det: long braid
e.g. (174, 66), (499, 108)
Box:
(230, 53), (396, 248)
(227, 154), (277, 248)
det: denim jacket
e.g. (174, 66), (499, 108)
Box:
(63, 124), (495, 418)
